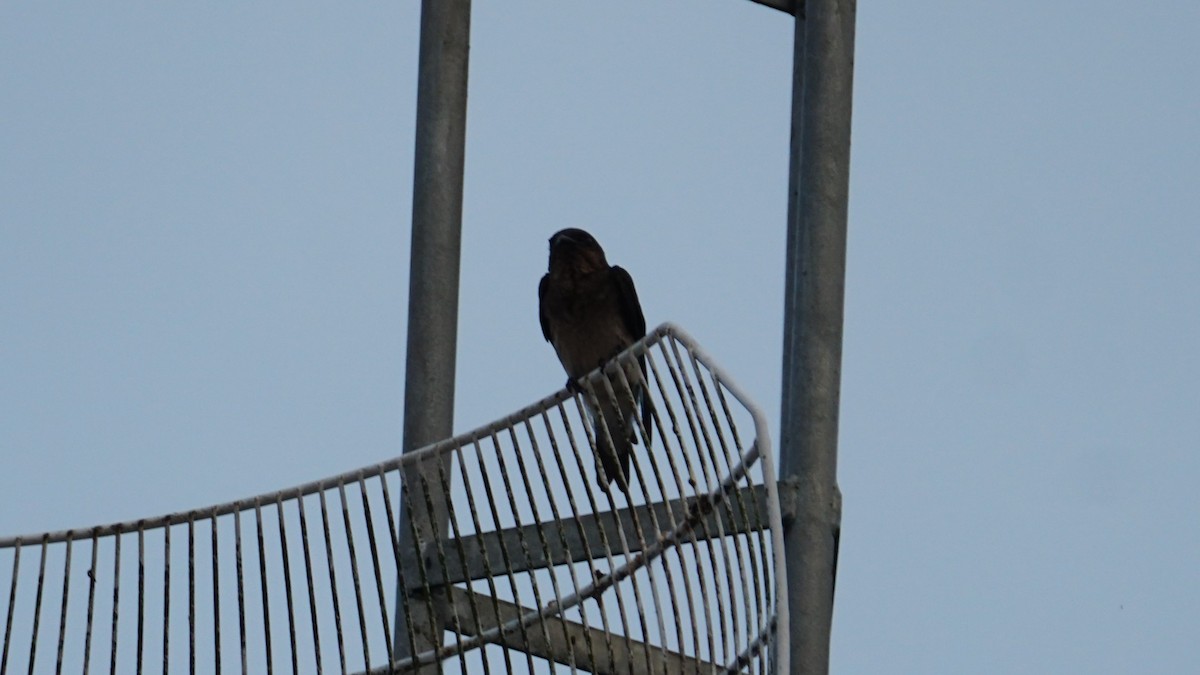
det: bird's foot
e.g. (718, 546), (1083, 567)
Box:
(565, 377), (585, 395)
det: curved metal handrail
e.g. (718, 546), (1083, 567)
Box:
(0, 323), (786, 674)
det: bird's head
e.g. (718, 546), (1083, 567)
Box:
(548, 228), (608, 275)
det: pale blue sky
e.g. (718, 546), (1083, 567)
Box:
(2, 2), (1197, 673)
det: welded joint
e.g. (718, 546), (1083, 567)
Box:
(749, 0), (806, 18)
(399, 544), (442, 596)
(775, 476), (840, 530)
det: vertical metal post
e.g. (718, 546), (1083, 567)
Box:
(393, 0), (472, 670)
(779, 0), (855, 673)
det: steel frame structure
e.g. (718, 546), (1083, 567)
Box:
(400, 1), (854, 672)
(398, 1), (854, 673)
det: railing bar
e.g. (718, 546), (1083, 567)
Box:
(566, 393), (643, 664)
(25, 538), (49, 675)
(616, 354), (691, 661)
(577, 372), (661, 673)
(679, 340), (741, 663)
(1, 540), (20, 675)
(664, 324), (792, 670)
(525, 410), (595, 672)
(525, 410), (604, 667)
(606, 359), (678, 666)
(395, 471), (443, 670)
(354, 472), (394, 670)
(233, 510), (248, 675)
(110, 532), (122, 675)
(506, 420), (576, 667)
(561, 397), (635, 668)
(677, 337), (743, 662)
(482, 431), (538, 672)
(209, 513), (220, 675)
(186, 518), (195, 675)
(656, 342), (720, 662)
(473, 434), (536, 672)
(335, 480), (372, 668)
(274, 496), (299, 675)
(294, 493), (324, 674)
(537, 408), (607, 671)
(136, 528), (145, 675)
(644, 352), (707, 662)
(707, 367), (769, 656)
(412, 469), (464, 669)
(161, 525), (171, 675)
(253, 500), (274, 675)
(500, 424), (563, 665)
(375, 466), (418, 671)
(82, 531), (100, 675)
(53, 536), (73, 675)
(430, 458), (478, 675)
(675, 341), (747, 663)
(691, 352), (756, 659)
(449, 442), (508, 674)
(316, 490), (348, 674)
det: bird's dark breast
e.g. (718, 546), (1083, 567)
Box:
(544, 273), (634, 379)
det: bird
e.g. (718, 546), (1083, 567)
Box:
(538, 228), (652, 494)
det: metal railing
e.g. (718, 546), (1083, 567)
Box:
(0, 323), (785, 674)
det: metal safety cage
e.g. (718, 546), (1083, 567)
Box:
(0, 323), (787, 674)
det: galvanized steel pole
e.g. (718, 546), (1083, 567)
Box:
(779, 0), (855, 673)
(393, 0), (471, 669)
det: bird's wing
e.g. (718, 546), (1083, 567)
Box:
(610, 266), (646, 339)
(538, 273), (553, 342)
(611, 265), (653, 445)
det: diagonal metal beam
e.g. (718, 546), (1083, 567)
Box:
(403, 485), (771, 588)
(443, 587), (718, 675)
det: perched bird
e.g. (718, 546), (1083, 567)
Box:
(539, 228), (652, 494)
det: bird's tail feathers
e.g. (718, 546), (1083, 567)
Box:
(595, 424), (634, 496)
(592, 395), (635, 495)
(584, 365), (654, 495)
